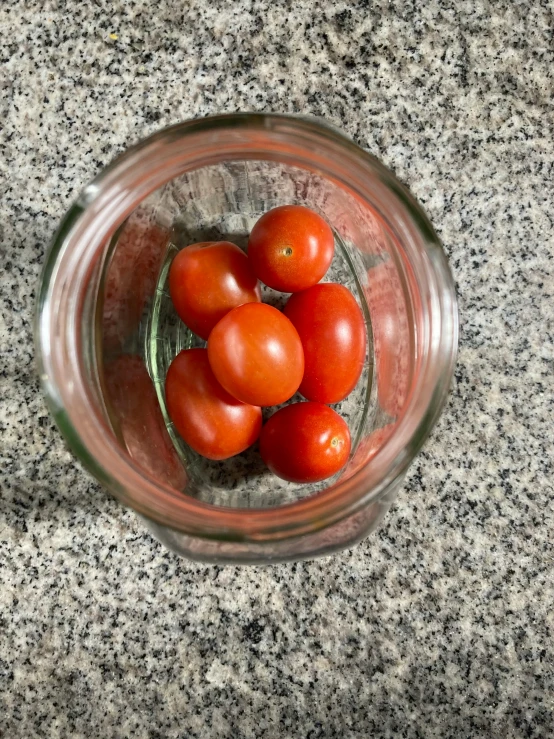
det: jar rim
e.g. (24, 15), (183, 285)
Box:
(36, 112), (458, 542)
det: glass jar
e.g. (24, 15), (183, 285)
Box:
(36, 114), (458, 564)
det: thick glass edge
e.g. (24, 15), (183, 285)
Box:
(35, 204), (125, 495)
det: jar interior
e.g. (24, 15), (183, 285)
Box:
(97, 159), (412, 510)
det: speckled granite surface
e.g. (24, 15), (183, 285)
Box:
(1, 1), (553, 736)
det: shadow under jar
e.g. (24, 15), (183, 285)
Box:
(36, 114), (458, 564)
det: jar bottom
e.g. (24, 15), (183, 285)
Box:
(100, 160), (403, 512)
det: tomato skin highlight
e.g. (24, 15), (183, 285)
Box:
(284, 283), (367, 404)
(207, 303), (304, 407)
(260, 402), (351, 483)
(165, 348), (262, 461)
(248, 205), (334, 292)
(169, 241), (261, 340)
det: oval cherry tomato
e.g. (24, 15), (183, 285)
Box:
(260, 402), (351, 483)
(165, 348), (262, 460)
(169, 241), (261, 340)
(284, 283), (366, 404)
(207, 303), (304, 406)
(248, 205), (334, 292)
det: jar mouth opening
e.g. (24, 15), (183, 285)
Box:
(36, 113), (458, 542)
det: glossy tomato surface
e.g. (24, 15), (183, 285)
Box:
(207, 303), (304, 407)
(169, 241), (261, 340)
(165, 348), (262, 461)
(260, 402), (351, 483)
(248, 205), (334, 292)
(284, 283), (367, 404)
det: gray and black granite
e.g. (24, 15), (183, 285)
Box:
(1, 0), (553, 736)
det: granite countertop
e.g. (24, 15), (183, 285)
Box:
(1, 1), (553, 736)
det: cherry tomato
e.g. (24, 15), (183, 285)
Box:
(165, 348), (262, 461)
(104, 355), (186, 489)
(284, 283), (366, 404)
(248, 205), (334, 292)
(207, 303), (304, 406)
(260, 402), (351, 483)
(169, 241), (261, 340)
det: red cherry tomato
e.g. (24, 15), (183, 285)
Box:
(284, 283), (367, 404)
(169, 241), (261, 340)
(207, 303), (304, 406)
(165, 348), (262, 461)
(260, 402), (351, 483)
(248, 205), (334, 292)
